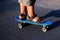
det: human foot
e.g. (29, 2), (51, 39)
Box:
(19, 14), (27, 20)
(27, 15), (46, 23)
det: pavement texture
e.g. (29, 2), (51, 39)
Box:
(0, 0), (60, 40)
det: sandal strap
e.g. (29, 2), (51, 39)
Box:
(19, 14), (26, 17)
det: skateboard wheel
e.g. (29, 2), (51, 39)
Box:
(42, 27), (47, 32)
(18, 23), (23, 28)
(46, 26), (49, 28)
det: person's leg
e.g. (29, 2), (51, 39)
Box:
(19, 3), (27, 14)
(27, 6), (40, 22)
(27, 6), (35, 17)
(23, 0), (39, 22)
(26, 0), (46, 22)
(19, 0), (27, 19)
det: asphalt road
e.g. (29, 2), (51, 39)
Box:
(0, 0), (60, 40)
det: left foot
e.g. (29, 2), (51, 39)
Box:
(19, 14), (27, 20)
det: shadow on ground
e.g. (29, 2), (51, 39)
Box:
(44, 9), (60, 30)
(48, 20), (60, 30)
(44, 9), (60, 18)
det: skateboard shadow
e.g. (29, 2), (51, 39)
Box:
(44, 9), (60, 30)
(44, 9), (60, 18)
(22, 23), (32, 28)
(48, 20), (60, 30)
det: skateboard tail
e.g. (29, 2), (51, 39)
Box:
(42, 21), (52, 25)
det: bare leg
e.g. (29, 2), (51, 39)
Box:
(27, 6), (35, 17)
(19, 3), (27, 14)
(27, 6), (39, 22)
(19, 3), (27, 19)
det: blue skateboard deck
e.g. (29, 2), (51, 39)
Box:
(15, 16), (52, 32)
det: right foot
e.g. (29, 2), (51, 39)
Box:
(27, 15), (46, 23)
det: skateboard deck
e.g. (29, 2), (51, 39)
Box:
(15, 16), (52, 32)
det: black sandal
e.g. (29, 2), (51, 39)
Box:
(19, 14), (27, 20)
(27, 15), (46, 23)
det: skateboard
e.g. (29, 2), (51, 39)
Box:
(15, 16), (52, 32)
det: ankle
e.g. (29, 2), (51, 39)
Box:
(20, 13), (26, 14)
(28, 14), (36, 17)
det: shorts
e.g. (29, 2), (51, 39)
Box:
(19, 0), (36, 6)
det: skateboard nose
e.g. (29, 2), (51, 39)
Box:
(15, 16), (19, 20)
